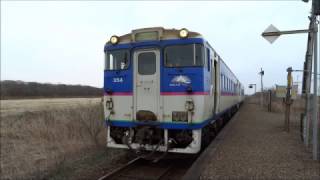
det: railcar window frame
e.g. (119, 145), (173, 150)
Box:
(221, 74), (224, 91)
(105, 49), (130, 71)
(206, 48), (211, 72)
(164, 43), (204, 68)
(223, 75), (226, 91)
(138, 52), (156, 75)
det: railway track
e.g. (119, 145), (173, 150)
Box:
(98, 155), (197, 180)
(97, 106), (238, 180)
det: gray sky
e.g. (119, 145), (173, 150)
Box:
(1, 1), (312, 94)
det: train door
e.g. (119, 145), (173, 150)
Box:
(133, 49), (161, 121)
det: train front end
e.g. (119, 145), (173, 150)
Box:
(104, 27), (209, 154)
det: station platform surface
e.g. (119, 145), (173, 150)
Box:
(184, 101), (320, 179)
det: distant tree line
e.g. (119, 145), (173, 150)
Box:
(0, 80), (103, 99)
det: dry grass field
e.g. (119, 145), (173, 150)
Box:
(0, 98), (102, 117)
(0, 98), (114, 179)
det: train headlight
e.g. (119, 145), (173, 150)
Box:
(185, 100), (194, 111)
(179, 28), (189, 38)
(110, 35), (119, 45)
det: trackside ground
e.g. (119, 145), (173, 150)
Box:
(184, 100), (320, 179)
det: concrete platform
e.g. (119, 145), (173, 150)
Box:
(184, 101), (320, 179)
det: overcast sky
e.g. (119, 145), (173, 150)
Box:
(1, 1), (313, 94)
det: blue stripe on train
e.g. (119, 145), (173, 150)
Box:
(105, 104), (239, 130)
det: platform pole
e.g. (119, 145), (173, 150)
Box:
(285, 67), (293, 132)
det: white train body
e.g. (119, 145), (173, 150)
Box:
(103, 27), (244, 154)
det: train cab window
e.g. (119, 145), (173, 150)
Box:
(105, 50), (129, 70)
(164, 44), (204, 67)
(138, 52), (156, 75)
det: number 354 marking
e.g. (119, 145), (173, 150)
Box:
(113, 77), (124, 83)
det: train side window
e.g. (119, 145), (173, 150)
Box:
(206, 48), (210, 71)
(225, 77), (227, 91)
(233, 82), (235, 93)
(235, 84), (236, 94)
(226, 78), (228, 91)
(225, 77), (228, 91)
(221, 75), (223, 90)
(233, 83), (235, 93)
(231, 81), (233, 93)
(223, 75), (226, 91)
(223, 75), (225, 91)
(222, 75), (225, 91)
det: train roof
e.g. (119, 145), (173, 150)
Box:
(107, 27), (203, 44)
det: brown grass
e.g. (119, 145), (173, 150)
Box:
(0, 101), (107, 179)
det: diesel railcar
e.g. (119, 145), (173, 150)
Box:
(104, 27), (244, 154)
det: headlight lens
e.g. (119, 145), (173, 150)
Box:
(179, 28), (189, 38)
(110, 35), (119, 45)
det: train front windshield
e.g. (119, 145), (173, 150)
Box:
(105, 49), (129, 70)
(164, 44), (204, 67)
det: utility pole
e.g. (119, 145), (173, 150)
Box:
(311, 13), (318, 160)
(302, 0), (319, 160)
(302, 14), (315, 148)
(307, 0), (320, 161)
(259, 68), (264, 107)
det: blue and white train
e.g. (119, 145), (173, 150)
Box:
(104, 27), (244, 154)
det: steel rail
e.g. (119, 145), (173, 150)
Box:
(97, 156), (142, 180)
